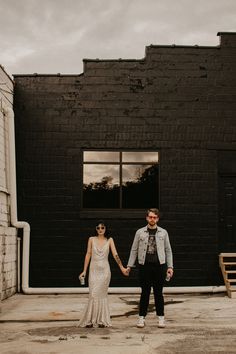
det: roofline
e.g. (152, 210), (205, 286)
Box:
(82, 44), (220, 63)
(83, 43), (221, 63)
(13, 32), (236, 77)
(0, 64), (14, 83)
(146, 44), (220, 49)
(217, 31), (236, 35)
(83, 58), (144, 62)
(13, 73), (84, 78)
(13, 43), (220, 77)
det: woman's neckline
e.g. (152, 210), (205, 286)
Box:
(93, 236), (108, 249)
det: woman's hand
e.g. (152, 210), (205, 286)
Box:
(120, 266), (129, 276)
(79, 271), (86, 279)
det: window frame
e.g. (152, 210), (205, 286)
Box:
(80, 149), (160, 218)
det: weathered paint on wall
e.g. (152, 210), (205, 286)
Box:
(0, 65), (17, 300)
(13, 32), (236, 288)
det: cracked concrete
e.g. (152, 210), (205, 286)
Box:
(0, 293), (236, 353)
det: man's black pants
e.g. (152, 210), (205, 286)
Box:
(139, 262), (166, 317)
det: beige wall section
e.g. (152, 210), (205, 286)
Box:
(0, 227), (17, 299)
(0, 65), (17, 300)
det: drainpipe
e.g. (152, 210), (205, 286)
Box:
(4, 105), (226, 295)
(4, 106), (30, 294)
(17, 237), (21, 292)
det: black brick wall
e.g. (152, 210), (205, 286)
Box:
(14, 32), (236, 287)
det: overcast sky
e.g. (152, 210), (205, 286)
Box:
(1, 0), (235, 76)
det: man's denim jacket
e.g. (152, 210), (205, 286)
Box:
(127, 225), (173, 268)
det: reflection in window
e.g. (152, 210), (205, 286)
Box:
(123, 152), (159, 163)
(84, 151), (119, 162)
(83, 165), (119, 208)
(122, 164), (159, 208)
(83, 151), (159, 209)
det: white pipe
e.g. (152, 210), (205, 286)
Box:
(17, 237), (21, 292)
(4, 105), (227, 296)
(9, 286), (225, 295)
(4, 106), (30, 294)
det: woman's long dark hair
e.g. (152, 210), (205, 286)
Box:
(95, 220), (110, 238)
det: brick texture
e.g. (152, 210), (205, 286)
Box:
(13, 33), (236, 287)
(0, 227), (18, 300)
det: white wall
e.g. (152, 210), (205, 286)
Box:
(0, 65), (17, 300)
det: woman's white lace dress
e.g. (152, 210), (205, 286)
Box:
(79, 237), (112, 327)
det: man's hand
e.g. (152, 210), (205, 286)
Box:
(120, 266), (129, 276)
(125, 267), (131, 276)
(167, 267), (174, 278)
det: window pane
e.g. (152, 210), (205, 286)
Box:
(122, 164), (159, 208)
(84, 151), (119, 162)
(122, 152), (159, 163)
(83, 165), (119, 208)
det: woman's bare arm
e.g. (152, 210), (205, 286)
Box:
(109, 237), (128, 275)
(79, 237), (92, 278)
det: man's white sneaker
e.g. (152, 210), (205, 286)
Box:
(158, 316), (165, 328)
(137, 316), (145, 328)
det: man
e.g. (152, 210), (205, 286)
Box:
(127, 208), (173, 328)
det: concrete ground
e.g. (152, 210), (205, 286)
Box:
(0, 292), (236, 354)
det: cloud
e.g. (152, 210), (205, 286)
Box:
(0, 0), (236, 75)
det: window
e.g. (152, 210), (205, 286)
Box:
(83, 151), (159, 209)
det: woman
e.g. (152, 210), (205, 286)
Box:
(78, 221), (127, 327)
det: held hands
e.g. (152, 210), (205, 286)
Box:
(126, 267), (131, 276)
(120, 266), (130, 277)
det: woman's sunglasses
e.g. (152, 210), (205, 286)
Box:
(96, 226), (105, 230)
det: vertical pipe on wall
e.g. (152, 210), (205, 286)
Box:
(3, 106), (30, 294)
(17, 237), (21, 292)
